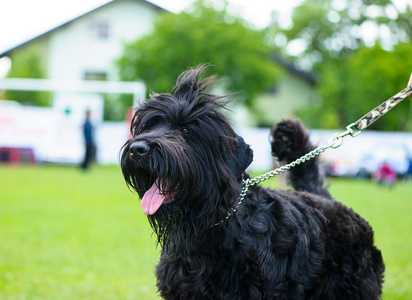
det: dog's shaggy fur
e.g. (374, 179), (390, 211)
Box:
(121, 65), (384, 299)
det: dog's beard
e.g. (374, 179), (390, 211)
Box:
(122, 140), (188, 214)
(121, 136), (242, 252)
(121, 138), (202, 249)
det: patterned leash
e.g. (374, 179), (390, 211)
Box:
(213, 85), (412, 227)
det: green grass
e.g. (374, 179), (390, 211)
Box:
(1, 165), (411, 299)
(0, 165), (160, 299)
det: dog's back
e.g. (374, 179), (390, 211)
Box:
(270, 119), (385, 299)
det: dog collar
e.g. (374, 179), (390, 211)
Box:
(212, 179), (249, 227)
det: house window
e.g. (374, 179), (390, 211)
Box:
(84, 71), (107, 81)
(89, 21), (109, 39)
(266, 83), (278, 95)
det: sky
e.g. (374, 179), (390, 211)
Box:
(1, 0), (411, 54)
(0, 0), (303, 54)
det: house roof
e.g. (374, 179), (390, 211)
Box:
(272, 54), (317, 86)
(0, 0), (166, 58)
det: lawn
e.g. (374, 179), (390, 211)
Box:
(0, 165), (411, 299)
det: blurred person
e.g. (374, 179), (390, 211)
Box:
(373, 161), (397, 187)
(81, 110), (95, 170)
(407, 158), (412, 180)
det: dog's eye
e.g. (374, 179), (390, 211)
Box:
(181, 128), (189, 134)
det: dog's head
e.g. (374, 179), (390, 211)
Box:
(121, 65), (253, 246)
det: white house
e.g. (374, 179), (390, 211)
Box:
(0, 0), (165, 165)
(0, 0), (165, 82)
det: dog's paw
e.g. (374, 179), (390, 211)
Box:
(270, 119), (310, 162)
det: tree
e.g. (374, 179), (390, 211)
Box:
(117, 0), (282, 107)
(269, 0), (412, 131)
(5, 44), (51, 106)
(271, 0), (412, 68)
(296, 43), (412, 131)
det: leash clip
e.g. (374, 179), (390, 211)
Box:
(345, 123), (361, 138)
(330, 123), (361, 149)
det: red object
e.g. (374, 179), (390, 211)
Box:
(0, 147), (36, 164)
(126, 107), (134, 139)
(373, 162), (396, 184)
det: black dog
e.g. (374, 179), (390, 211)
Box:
(121, 65), (384, 299)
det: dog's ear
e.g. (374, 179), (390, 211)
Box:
(228, 135), (253, 178)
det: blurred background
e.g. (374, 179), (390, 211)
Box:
(1, 0), (412, 299)
(1, 0), (412, 176)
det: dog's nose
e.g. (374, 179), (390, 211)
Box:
(130, 141), (150, 158)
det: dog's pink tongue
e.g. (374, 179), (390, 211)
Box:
(142, 180), (165, 215)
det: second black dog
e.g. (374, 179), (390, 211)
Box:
(121, 65), (384, 299)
